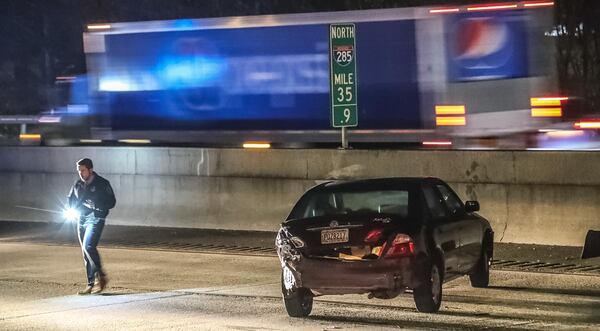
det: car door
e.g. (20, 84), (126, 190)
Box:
(436, 184), (482, 273)
(422, 184), (460, 277)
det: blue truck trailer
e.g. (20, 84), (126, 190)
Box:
(42, 1), (563, 147)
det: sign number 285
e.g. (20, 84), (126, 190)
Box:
(335, 50), (353, 66)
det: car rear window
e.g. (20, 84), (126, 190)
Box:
(288, 189), (411, 220)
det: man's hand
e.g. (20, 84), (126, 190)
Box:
(83, 199), (96, 210)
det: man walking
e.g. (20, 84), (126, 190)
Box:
(67, 158), (116, 295)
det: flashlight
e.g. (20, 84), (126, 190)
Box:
(63, 207), (80, 222)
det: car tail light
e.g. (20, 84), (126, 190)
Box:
(384, 233), (414, 258)
(364, 229), (384, 244)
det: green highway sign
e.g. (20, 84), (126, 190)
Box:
(330, 23), (358, 128)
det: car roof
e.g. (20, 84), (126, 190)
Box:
(312, 177), (443, 192)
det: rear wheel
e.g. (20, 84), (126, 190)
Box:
(281, 269), (313, 317)
(413, 259), (443, 313)
(469, 247), (490, 288)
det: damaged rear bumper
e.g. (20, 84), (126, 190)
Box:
(287, 256), (421, 295)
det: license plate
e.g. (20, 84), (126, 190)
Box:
(321, 228), (349, 244)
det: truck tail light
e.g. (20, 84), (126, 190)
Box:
(574, 119), (600, 130)
(531, 96), (568, 117)
(429, 2), (554, 14)
(87, 24), (112, 31)
(435, 105), (466, 126)
(384, 233), (415, 258)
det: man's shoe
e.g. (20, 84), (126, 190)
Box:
(77, 285), (93, 295)
(92, 275), (108, 294)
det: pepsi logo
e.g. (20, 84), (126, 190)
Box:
(447, 12), (528, 81)
(454, 18), (510, 60)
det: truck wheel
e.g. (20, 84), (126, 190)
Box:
(469, 248), (490, 288)
(413, 259), (443, 313)
(281, 270), (312, 317)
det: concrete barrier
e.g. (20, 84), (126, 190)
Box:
(0, 147), (598, 246)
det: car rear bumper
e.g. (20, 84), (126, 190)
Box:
(289, 256), (421, 295)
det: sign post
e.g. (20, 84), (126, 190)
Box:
(330, 23), (357, 149)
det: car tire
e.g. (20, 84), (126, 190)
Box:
(469, 247), (490, 288)
(413, 259), (443, 313)
(281, 271), (313, 317)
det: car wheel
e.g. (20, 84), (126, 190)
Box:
(469, 248), (490, 288)
(281, 269), (313, 317)
(413, 259), (443, 313)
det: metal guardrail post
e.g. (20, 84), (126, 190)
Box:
(341, 127), (349, 149)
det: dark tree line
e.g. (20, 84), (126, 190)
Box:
(0, 0), (598, 117)
(555, 0), (600, 115)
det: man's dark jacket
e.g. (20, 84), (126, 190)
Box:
(68, 172), (116, 219)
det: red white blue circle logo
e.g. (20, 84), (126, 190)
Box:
(446, 11), (528, 81)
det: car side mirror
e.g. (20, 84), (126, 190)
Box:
(465, 201), (480, 212)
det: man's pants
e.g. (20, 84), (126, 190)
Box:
(78, 214), (106, 286)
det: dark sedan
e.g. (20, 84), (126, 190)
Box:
(276, 177), (493, 316)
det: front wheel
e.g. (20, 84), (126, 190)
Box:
(413, 259), (443, 313)
(469, 248), (490, 288)
(281, 270), (313, 317)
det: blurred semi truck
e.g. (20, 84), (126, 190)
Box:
(41, 1), (569, 147)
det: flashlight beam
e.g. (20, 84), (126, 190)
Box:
(15, 205), (62, 215)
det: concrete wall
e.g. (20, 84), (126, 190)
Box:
(0, 147), (598, 246)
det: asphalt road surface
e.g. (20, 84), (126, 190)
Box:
(1, 242), (599, 331)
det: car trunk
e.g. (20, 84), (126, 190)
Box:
(284, 212), (419, 260)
